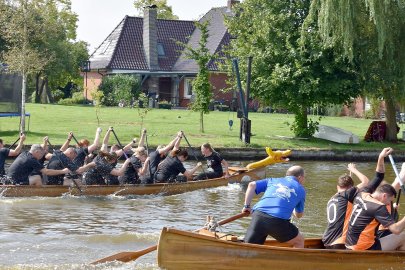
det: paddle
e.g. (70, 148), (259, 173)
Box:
(71, 134), (80, 146)
(47, 139), (83, 194)
(182, 132), (207, 179)
(111, 128), (129, 159)
(144, 132), (153, 179)
(388, 155), (404, 221)
(8, 135), (21, 149)
(90, 212), (248, 265)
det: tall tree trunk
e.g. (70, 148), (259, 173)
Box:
(35, 72), (42, 103)
(200, 111), (204, 133)
(44, 77), (53, 103)
(382, 87), (398, 142)
(294, 106), (309, 138)
(20, 71), (26, 133)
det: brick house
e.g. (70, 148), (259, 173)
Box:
(84, 1), (240, 108)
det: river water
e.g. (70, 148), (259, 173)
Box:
(0, 160), (402, 269)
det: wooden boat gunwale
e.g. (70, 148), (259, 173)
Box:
(157, 227), (405, 270)
(0, 165), (266, 197)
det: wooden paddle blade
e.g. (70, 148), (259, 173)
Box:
(90, 245), (157, 264)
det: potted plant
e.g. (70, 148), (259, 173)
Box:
(158, 100), (172, 109)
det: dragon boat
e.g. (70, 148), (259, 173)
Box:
(0, 148), (290, 197)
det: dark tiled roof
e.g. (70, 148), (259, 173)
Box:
(108, 17), (148, 70)
(173, 7), (232, 72)
(156, 19), (195, 71)
(208, 30), (231, 71)
(89, 6), (231, 73)
(89, 18), (126, 70)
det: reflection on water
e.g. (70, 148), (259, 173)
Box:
(0, 161), (401, 269)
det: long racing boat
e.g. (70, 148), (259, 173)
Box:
(0, 166), (266, 197)
(0, 147), (290, 198)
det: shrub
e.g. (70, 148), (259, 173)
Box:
(98, 74), (141, 106)
(52, 89), (65, 103)
(57, 92), (86, 105)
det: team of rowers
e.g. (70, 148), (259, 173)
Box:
(242, 147), (405, 251)
(0, 127), (230, 186)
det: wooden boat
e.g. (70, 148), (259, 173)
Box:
(313, 125), (359, 144)
(157, 227), (405, 270)
(0, 166), (266, 197)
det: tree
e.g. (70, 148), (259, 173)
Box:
(133, 0), (178, 19)
(0, 0), (87, 132)
(29, 0), (88, 104)
(226, 0), (360, 137)
(305, 0), (405, 141)
(0, 0), (48, 132)
(180, 21), (213, 133)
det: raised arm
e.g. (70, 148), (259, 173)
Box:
(60, 132), (73, 152)
(42, 136), (49, 153)
(366, 147), (393, 193)
(9, 133), (26, 157)
(174, 131), (183, 150)
(137, 157), (150, 176)
(88, 127), (102, 153)
(347, 163), (369, 189)
(100, 127), (113, 152)
(115, 138), (136, 157)
(158, 131), (182, 155)
(138, 129), (147, 148)
(75, 162), (96, 174)
(110, 158), (131, 176)
(183, 162), (202, 179)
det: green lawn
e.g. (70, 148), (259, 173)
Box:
(0, 103), (404, 151)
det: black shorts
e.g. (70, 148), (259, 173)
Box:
(367, 239), (382, 250)
(244, 210), (299, 244)
(377, 229), (392, 239)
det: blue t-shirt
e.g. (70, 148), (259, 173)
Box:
(252, 176), (306, 220)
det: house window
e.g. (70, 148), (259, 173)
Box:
(184, 78), (194, 99)
(157, 43), (165, 56)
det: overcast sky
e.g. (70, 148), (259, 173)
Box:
(70, 0), (228, 53)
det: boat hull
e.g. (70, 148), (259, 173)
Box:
(157, 227), (405, 270)
(0, 166), (266, 197)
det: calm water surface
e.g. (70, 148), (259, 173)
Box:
(0, 160), (401, 269)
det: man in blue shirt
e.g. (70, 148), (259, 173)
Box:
(242, 165), (306, 247)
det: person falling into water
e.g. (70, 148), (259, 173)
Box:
(0, 133), (26, 177)
(193, 143), (230, 180)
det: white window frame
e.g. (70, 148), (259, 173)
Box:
(183, 78), (194, 99)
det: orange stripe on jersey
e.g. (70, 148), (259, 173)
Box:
(349, 219), (379, 250)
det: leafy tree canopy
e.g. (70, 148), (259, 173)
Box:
(226, 0), (360, 137)
(133, 0), (178, 19)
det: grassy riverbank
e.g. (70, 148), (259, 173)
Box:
(0, 103), (404, 151)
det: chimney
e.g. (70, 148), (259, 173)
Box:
(143, 6), (158, 70)
(227, 0), (240, 12)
